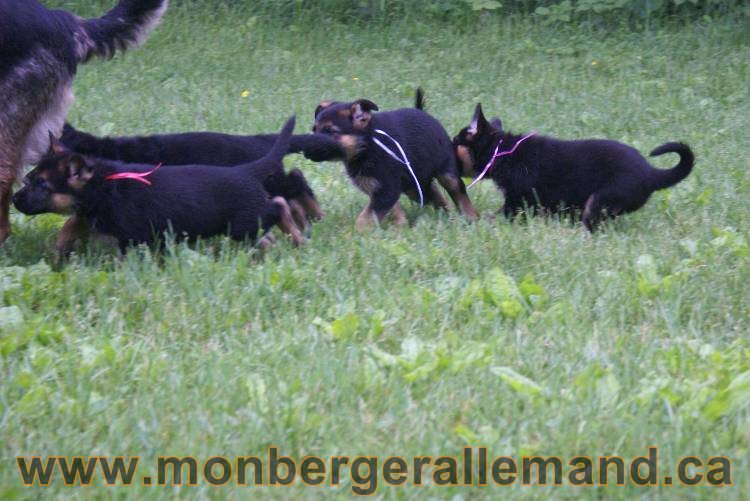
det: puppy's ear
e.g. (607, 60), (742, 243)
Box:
(469, 104), (490, 135)
(315, 101), (334, 119)
(490, 117), (503, 131)
(351, 99), (379, 130)
(66, 155), (94, 190)
(48, 131), (68, 156)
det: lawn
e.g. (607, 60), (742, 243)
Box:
(1, 1), (749, 498)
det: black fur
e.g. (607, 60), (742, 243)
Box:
(61, 123), (356, 165)
(415, 87), (426, 111)
(453, 104), (694, 231)
(59, 123), (355, 220)
(13, 117), (305, 251)
(312, 89), (478, 227)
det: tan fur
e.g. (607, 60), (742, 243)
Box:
(288, 199), (310, 232)
(55, 215), (90, 257)
(355, 202), (376, 231)
(352, 175), (381, 196)
(456, 145), (474, 175)
(351, 103), (371, 131)
(50, 194), (75, 214)
(297, 193), (324, 221)
(272, 196), (305, 246)
(437, 174), (480, 221)
(339, 134), (360, 161)
(428, 182), (450, 210)
(389, 202), (408, 227)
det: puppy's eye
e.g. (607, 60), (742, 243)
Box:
(33, 178), (51, 190)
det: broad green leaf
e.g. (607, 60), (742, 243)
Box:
(492, 366), (543, 396)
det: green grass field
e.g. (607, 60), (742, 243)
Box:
(1, 1), (749, 498)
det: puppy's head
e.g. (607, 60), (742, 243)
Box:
(312, 99), (379, 135)
(453, 104), (503, 178)
(13, 134), (95, 215)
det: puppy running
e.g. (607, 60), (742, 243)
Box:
(59, 122), (357, 226)
(13, 118), (304, 252)
(454, 104), (694, 231)
(313, 90), (479, 229)
(0, 0), (168, 244)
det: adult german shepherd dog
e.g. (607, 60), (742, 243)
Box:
(0, 0), (168, 244)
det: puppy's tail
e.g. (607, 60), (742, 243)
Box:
(251, 116), (296, 180)
(76, 0), (168, 63)
(648, 142), (694, 190)
(415, 88), (426, 110)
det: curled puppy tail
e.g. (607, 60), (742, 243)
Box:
(648, 142), (694, 191)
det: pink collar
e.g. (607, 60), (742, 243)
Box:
(105, 163), (163, 186)
(467, 132), (537, 189)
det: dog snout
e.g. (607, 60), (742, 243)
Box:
(12, 189), (29, 213)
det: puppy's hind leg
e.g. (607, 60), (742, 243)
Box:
(407, 182), (449, 211)
(437, 173), (480, 221)
(288, 199), (311, 234)
(264, 197), (305, 247)
(288, 169), (324, 221)
(583, 190), (628, 232)
(428, 182), (450, 211)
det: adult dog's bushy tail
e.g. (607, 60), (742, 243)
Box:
(76, 0), (169, 62)
(649, 142), (694, 190)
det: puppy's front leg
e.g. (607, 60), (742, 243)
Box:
(355, 201), (376, 231)
(357, 187), (400, 231)
(56, 215), (90, 258)
(388, 202), (408, 227)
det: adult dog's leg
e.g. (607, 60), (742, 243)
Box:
(0, 149), (20, 244)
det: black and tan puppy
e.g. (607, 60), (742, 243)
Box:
(313, 90), (479, 229)
(0, 0), (168, 244)
(60, 122), (359, 223)
(13, 118), (304, 252)
(454, 104), (694, 231)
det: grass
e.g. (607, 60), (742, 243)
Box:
(1, 1), (749, 498)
